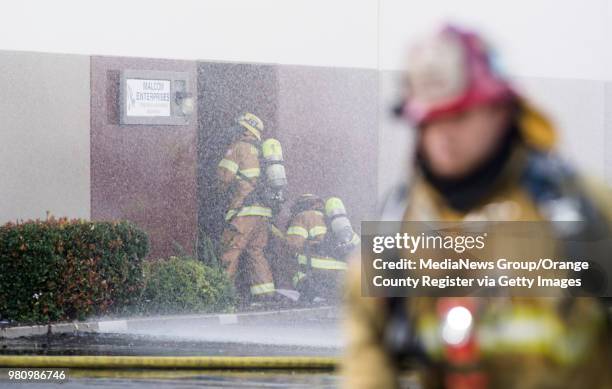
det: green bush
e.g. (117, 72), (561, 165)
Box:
(139, 257), (235, 314)
(0, 217), (148, 323)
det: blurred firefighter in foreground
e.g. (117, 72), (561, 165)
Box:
(217, 112), (288, 304)
(343, 25), (612, 388)
(285, 194), (360, 303)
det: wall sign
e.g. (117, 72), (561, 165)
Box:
(126, 79), (171, 117)
(120, 70), (192, 125)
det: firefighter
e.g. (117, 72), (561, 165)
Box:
(217, 112), (277, 303)
(286, 194), (359, 303)
(343, 25), (612, 388)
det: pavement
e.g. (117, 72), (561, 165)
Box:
(0, 306), (340, 341)
(0, 306), (344, 388)
(1, 306), (342, 357)
(0, 305), (416, 388)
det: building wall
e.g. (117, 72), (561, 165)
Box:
(90, 56), (198, 259)
(607, 83), (612, 183)
(277, 65), (379, 228)
(0, 51), (90, 223)
(0, 48), (608, 257)
(517, 77), (607, 181)
(376, 70), (414, 200)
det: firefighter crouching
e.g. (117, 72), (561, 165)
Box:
(286, 194), (359, 303)
(343, 25), (612, 388)
(217, 112), (288, 304)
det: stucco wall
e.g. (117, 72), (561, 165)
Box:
(0, 51), (90, 223)
(90, 56), (198, 259)
(278, 65), (378, 228)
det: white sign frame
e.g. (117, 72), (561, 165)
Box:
(125, 78), (172, 118)
(120, 70), (191, 126)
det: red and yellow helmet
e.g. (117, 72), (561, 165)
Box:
(399, 24), (515, 127)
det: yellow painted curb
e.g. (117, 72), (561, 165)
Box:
(0, 355), (337, 370)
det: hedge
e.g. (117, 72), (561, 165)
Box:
(0, 217), (149, 323)
(138, 257), (235, 314)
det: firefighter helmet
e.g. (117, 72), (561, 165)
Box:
(291, 194), (324, 215)
(237, 112), (264, 140)
(399, 24), (515, 126)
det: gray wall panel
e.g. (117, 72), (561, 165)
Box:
(278, 66), (378, 228)
(0, 51), (90, 223)
(606, 83), (612, 184)
(518, 77), (607, 181)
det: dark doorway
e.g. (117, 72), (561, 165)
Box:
(196, 62), (278, 266)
